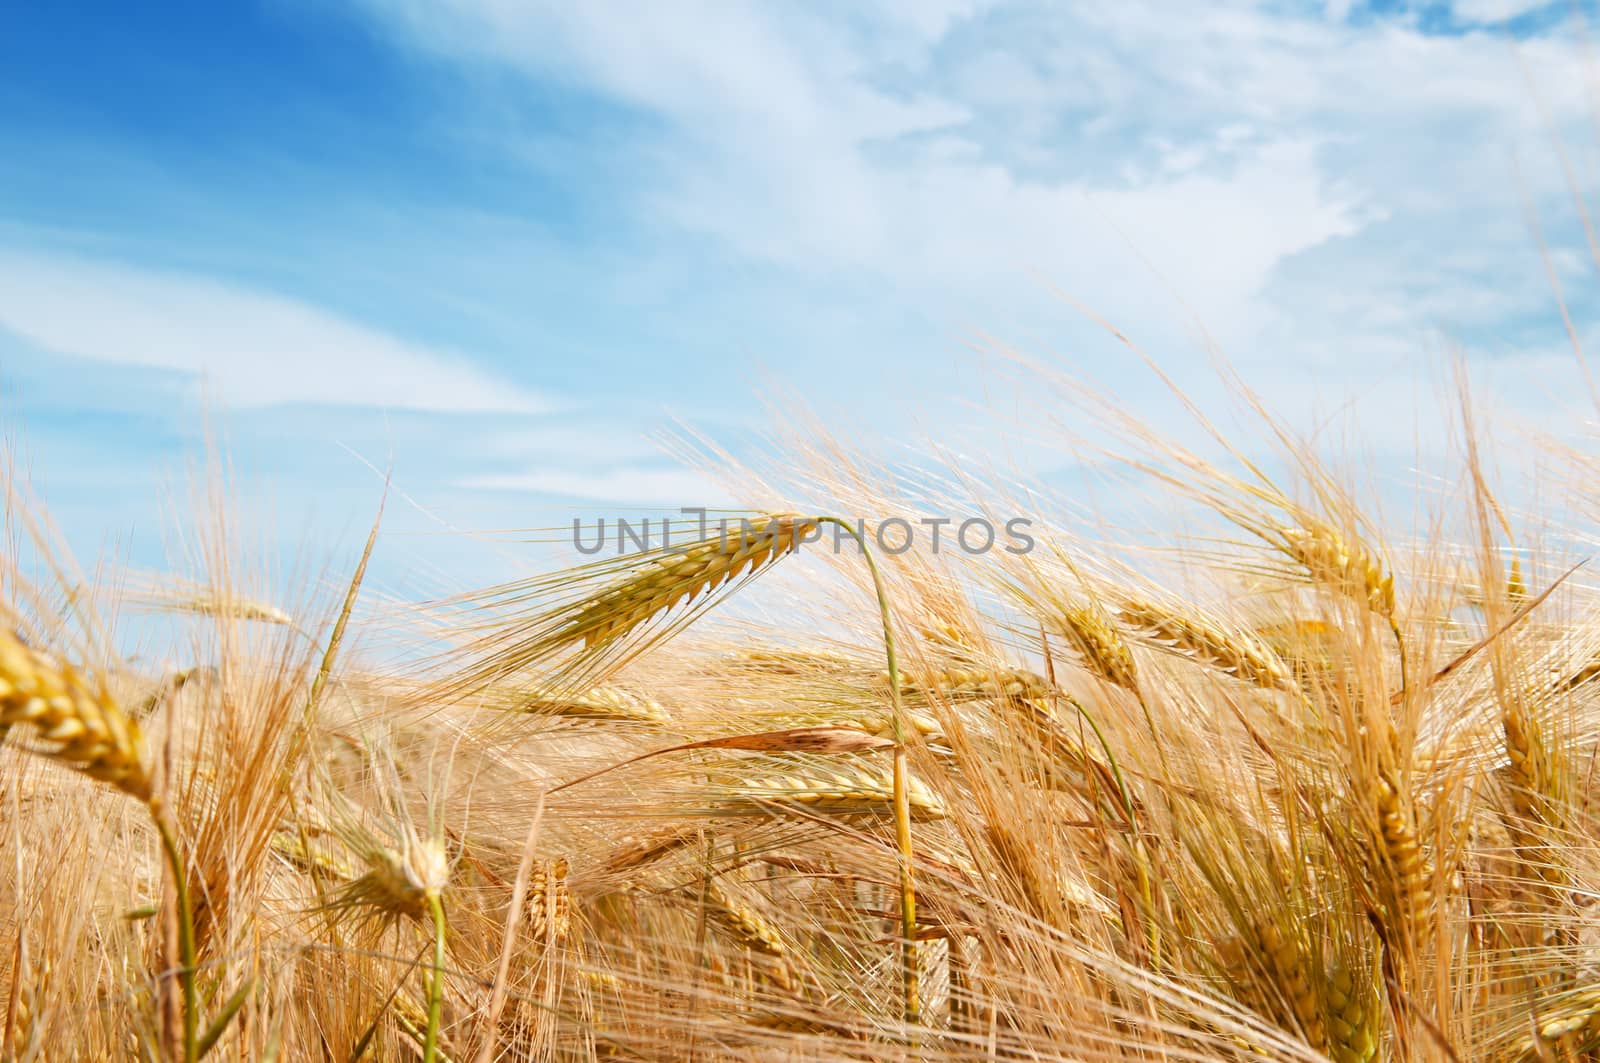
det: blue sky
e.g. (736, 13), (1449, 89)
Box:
(2, 0), (1599, 594)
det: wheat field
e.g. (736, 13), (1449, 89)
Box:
(2, 363), (1599, 1062)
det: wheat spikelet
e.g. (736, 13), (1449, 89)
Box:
(1253, 918), (1327, 1053)
(0, 629), (150, 799)
(525, 857), (571, 943)
(271, 830), (356, 880)
(1326, 958), (1380, 1063)
(1372, 768), (1430, 954)
(445, 514), (816, 696)
(1256, 619), (1343, 679)
(701, 881), (798, 992)
(897, 666), (1052, 702)
(724, 647), (857, 675)
(1502, 695), (1564, 826)
(861, 709), (943, 742)
(164, 593), (294, 626)
(5, 951), (49, 1057)
(1058, 607), (1139, 692)
(985, 822), (1111, 917)
(765, 707), (943, 743)
(1533, 988), (1600, 1050)
(572, 515), (816, 648)
(722, 758), (947, 820)
(331, 833), (449, 924)
(1117, 602), (1291, 690)
(1278, 520), (1395, 616)
(119, 575), (295, 627)
(598, 824), (701, 878)
(512, 685), (669, 723)
(1507, 557), (1529, 605)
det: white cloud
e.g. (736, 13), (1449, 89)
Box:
(349, 2), (1591, 346)
(1451, 0), (1554, 23)
(344, 0), (1600, 459)
(0, 250), (547, 412)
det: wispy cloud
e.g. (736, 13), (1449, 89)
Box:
(350, 0), (1596, 372)
(0, 250), (547, 413)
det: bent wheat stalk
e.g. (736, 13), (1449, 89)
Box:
(816, 516), (921, 1027)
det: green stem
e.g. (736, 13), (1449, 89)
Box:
(423, 891), (447, 1063)
(1389, 614), (1408, 704)
(816, 518), (918, 1025)
(152, 804), (198, 1063)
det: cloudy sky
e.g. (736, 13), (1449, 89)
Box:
(2, 1), (1599, 589)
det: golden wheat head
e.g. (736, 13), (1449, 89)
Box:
(0, 628), (150, 800)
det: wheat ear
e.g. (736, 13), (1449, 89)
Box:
(1118, 601), (1291, 690)
(1059, 607), (1140, 692)
(897, 666), (1053, 702)
(0, 629), (223, 1060)
(1326, 957), (1380, 1063)
(572, 514), (816, 648)
(524, 858), (571, 944)
(1368, 766), (1430, 1033)
(700, 882), (798, 993)
(1277, 519), (1396, 617)
(0, 629), (150, 798)
(1521, 985), (1600, 1057)
(1500, 690), (1567, 889)
(445, 513), (815, 696)
(512, 685), (669, 723)
(1253, 918), (1327, 1053)
(722, 758), (947, 820)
